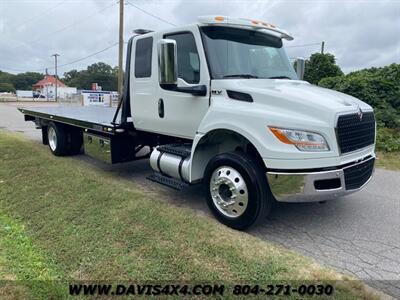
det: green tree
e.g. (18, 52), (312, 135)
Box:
(0, 82), (15, 92)
(0, 70), (44, 91)
(10, 72), (44, 90)
(319, 63), (400, 152)
(304, 53), (343, 84)
(0, 70), (15, 92)
(63, 69), (78, 83)
(0, 70), (13, 84)
(63, 62), (118, 91)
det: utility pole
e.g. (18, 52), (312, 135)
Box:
(321, 41), (325, 54)
(118, 0), (124, 97)
(52, 53), (60, 102)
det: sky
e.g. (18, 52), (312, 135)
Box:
(0, 0), (399, 76)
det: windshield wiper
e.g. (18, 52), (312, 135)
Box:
(223, 74), (259, 79)
(268, 76), (292, 79)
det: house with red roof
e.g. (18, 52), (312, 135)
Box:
(32, 75), (76, 99)
(32, 75), (66, 90)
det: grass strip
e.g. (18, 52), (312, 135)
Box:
(0, 213), (64, 299)
(376, 152), (400, 170)
(0, 131), (382, 299)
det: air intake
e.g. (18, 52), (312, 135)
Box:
(226, 90), (253, 102)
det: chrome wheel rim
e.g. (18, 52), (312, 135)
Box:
(210, 166), (248, 218)
(48, 127), (57, 151)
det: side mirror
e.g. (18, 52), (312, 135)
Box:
(295, 57), (305, 80)
(158, 39), (177, 87)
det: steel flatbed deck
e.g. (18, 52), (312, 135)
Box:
(18, 106), (123, 134)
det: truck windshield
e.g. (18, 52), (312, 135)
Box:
(201, 26), (297, 80)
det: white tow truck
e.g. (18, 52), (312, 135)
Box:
(19, 16), (376, 229)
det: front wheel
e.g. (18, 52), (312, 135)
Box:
(204, 151), (273, 230)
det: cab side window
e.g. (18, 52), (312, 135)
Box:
(135, 37), (153, 78)
(165, 32), (200, 84)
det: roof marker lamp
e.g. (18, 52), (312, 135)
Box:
(269, 127), (330, 152)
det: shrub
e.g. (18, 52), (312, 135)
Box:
(376, 127), (400, 152)
(303, 53), (343, 85)
(319, 64), (400, 152)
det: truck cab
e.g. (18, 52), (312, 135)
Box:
(130, 16), (375, 228)
(19, 16), (376, 230)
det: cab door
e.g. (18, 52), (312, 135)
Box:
(156, 29), (210, 139)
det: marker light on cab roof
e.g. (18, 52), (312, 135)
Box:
(198, 15), (294, 41)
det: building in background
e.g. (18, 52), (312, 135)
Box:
(32, 75), (77, 99)
(16, 90), (33, 98)
(80, 83), (119, 107)
(81, 90), (112, 106)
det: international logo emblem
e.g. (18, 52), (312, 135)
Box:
(357, 107), (363, 121)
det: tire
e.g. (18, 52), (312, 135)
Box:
(47, 122), (69, 156)
(204, 151), (273, 230)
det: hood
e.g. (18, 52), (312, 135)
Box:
(211, 79), (373, 126)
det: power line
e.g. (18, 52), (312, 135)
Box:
(286, 42), (321, 48)
(0, 66), (36, 73)
(15, 1), (118, 49)
(45, 1), (118, 38)
(15, 0), (68, 28)
(0, 42), (118, 73)
(125, 0), (176, 27)
(2, 1), (120, 74)
(58, 42), (118, 69)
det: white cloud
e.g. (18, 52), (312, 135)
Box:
(0, 0), (398, 75)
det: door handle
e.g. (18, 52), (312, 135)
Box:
(158, 98), (164, 118)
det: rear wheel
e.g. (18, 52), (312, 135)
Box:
(204, 151), (273, 230)
(47, 122), (69, 156)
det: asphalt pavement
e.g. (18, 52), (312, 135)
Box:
(1, 102), (399, 298)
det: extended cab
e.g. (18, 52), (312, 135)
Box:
(19, 16), (376, 229)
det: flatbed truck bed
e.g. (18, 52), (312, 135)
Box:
(18, 104), (187, 166)
(17, 105), (146, 165)
(18, 106), (122, 135)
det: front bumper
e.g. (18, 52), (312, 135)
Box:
(267, 156), (375, 202)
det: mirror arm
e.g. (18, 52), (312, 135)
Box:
(160, 84), (207, 96)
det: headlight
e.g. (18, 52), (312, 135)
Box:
(269, 127), (330, 152)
